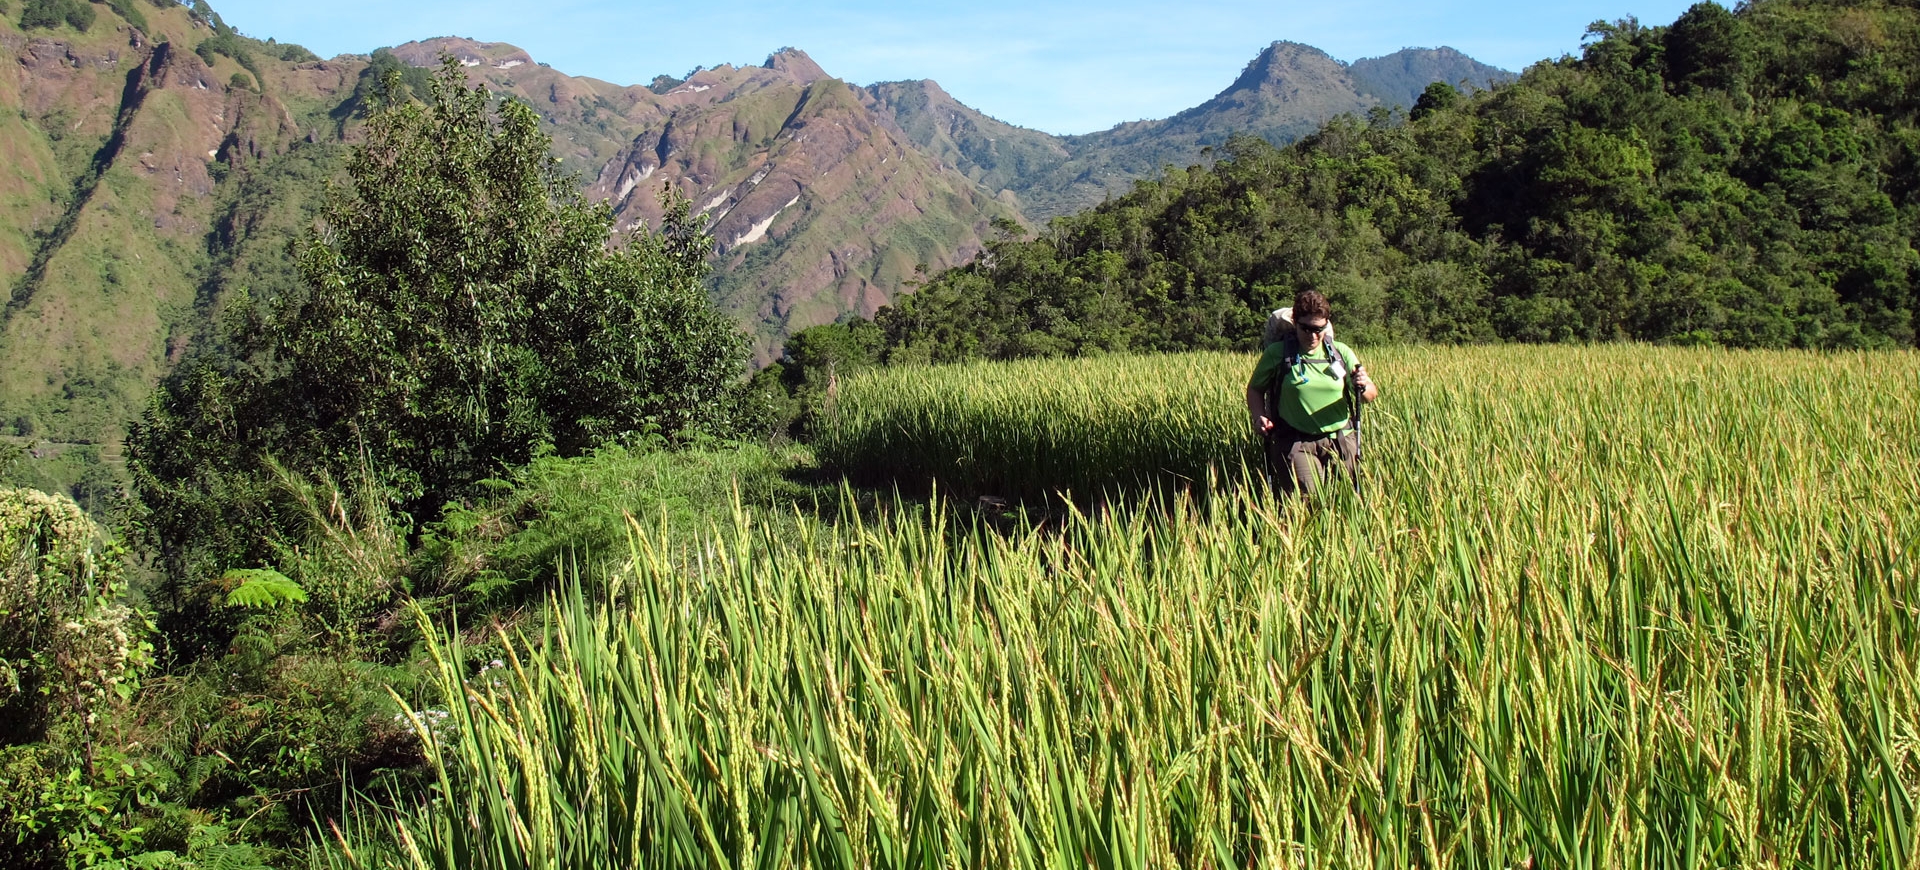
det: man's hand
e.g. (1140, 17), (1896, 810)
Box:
(1253, 415), (1275, 434)
(1354, 368), (1378, 403)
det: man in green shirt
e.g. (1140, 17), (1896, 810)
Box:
(1245, 291), (1378, 498)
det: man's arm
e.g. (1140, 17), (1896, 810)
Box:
(1246, 385), (1273, 434)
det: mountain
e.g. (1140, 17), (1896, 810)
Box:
(1349, 46), (1515, 106)
(0, 1), (1513, 483)
(1, 2), (353, 455)
(382, 39), (1016, 355)
(873, 43), (1516, 219)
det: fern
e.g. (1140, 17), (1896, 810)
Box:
(221, 568), (307, 608)
(200, 843), (271, 870)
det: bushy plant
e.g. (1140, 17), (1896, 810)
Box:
(414, 442), (815, 601)
(0, 487), (158, 867)
(102, 0), (147, 31)
(0, 488), (150, 744)
(18, 0), (92, 30)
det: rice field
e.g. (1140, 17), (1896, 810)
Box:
(330, 346), (1920, 868)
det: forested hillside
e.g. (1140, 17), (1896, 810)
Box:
(868, 42), (1512, 220)
(869, 0), (1920, 361)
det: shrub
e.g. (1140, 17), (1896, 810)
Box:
(0, 487), (157, 866)
(19, 0), (93, 31)
(0, 487), (150, 745)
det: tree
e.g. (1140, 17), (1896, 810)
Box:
(129, 58), (747, 639)
(1665, 2), (1753, 97)
(18, 0), (93, 31)
(1411, 82), (1460, 121)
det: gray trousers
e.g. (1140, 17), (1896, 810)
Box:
(1266, 428), (1359, 497)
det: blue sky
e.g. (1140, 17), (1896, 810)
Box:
(212, 0), (1706, 135)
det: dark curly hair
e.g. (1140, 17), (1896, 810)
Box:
(1292, 290), (1331, 324)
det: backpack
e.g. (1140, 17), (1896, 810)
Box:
(1262, 307), (1334, 348)
(1263, 334), (1362, 437)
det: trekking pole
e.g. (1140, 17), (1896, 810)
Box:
(1348, 364), (1365, 460)
(1346, 364), (1366, 496)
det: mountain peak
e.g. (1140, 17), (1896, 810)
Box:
(764, 47), (828, 85)
(1226, 41), (1345, 93)
(388, 37), (536, 72)
(1349, 47), (1516, 106)
(1213, 41), (1351, 99)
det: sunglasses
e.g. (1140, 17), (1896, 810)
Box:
(1295, 321), (1328, 335)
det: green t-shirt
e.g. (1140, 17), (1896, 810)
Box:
(1248, 339), (1359, 435)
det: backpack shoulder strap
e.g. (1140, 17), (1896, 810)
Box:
(1279, 335), (1301, 366)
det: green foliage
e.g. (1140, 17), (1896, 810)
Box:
(882, 0), (1920, 360)
(0, 487), (161, 868)
(347, 50), (434, 117)
(261, 37), (319, 64)
(0, 487), (149, 744)
(129, 57), (748, 654)
(1349, 48), (1515, 107)
(103, 0), (148, 31)
(0, 440), (22, 481)
(190, 13), (267, 87)
(1410, 81), (1459, 120)
(415, 442), (818, 600)
(220, 569), (305, 608)
(750, 319), (885, 438)
(18, 0), (93, 31)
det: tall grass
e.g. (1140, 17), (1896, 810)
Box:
(816, 352), (1258, 500)
(326, 346), (1919, 868)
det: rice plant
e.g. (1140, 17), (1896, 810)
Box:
(325, 345), (1920, 868)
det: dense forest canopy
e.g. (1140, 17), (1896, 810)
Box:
(859, 0), (1920, 363)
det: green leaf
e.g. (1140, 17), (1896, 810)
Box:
(221, 569), (307, 609)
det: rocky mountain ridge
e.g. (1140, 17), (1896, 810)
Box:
(866, 40), (1513, 218)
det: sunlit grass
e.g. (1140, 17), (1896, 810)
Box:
(326, 346), (1920, 868)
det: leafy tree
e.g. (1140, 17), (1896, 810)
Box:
(1410, 82), (1460, 121)
(129, 58), (747, 651)
(19, 0), (93, 31)
(763, 319), (886, 436)
(1665, 1), (1755, 97)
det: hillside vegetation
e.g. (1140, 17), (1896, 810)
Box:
(869, 0), (1920, 362)
(867, 42), (1512, 221)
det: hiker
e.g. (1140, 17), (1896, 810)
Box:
(1245, 291), (1377, 498)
